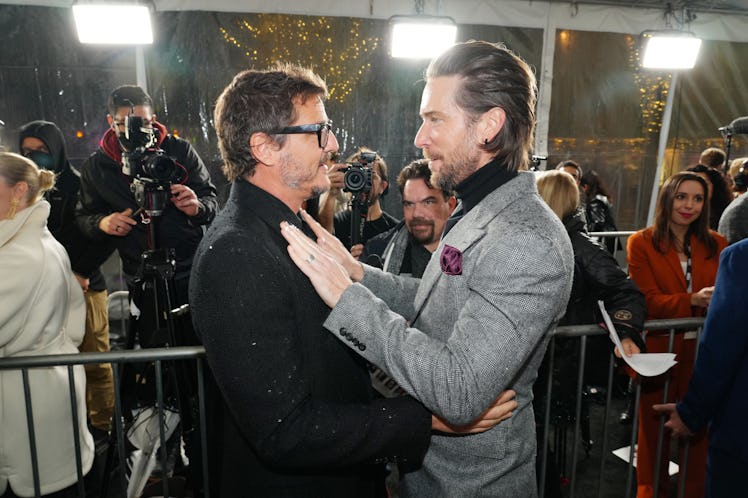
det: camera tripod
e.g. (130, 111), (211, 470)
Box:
(101, 212), (199, 498)
(349, 190), (370, 247)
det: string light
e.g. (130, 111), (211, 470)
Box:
(220, 14), (380, 103)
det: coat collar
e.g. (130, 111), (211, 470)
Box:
(229, 177), (305, 232)
(0, 200), (50, 248)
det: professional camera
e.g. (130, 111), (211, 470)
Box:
(342, 151), (377, 194)
(118, 114), (185, 216)
(119, 115), (184, 184)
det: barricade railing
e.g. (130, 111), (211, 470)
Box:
(3, 308), (700, 498)
(588, 230), (635, 263)
(539, 317), (706, 498)
(0, 346), (208, 498)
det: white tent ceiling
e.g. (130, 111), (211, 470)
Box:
(6, 0), (748, 42)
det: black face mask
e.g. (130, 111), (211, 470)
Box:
(25, 150), (58, 172)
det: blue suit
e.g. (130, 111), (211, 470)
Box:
(677, 238), (748, 497)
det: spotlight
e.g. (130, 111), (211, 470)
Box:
(641, 31), (701, 69)
(73, 4), (153, 44)
(390, 16), (457, 59)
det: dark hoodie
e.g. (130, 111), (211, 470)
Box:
(19, 120), (113, 291)
(76, 123), (217, 279)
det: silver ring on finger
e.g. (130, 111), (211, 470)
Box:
(115, 226), (121, 232)
(306, 253), (315, 264)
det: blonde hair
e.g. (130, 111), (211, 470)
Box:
(0, 152), (55, 204)
(536, 170), (579, 219)
(729, 157), (748, 179)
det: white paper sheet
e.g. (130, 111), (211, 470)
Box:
(612, 445), (679, 476)
(597, 301), (677, 377)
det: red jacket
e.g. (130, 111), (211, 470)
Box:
(627, 227), (727, 319)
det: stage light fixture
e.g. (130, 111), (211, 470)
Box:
(641, 31), (701, 69)
(73, 4), (153, 44)
(390, 16), (457, 59)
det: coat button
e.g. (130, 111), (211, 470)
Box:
(339, 327), (347, 336)
(357, 343), (366, 351)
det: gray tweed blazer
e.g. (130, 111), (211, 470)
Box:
(325, 171), (574, 497)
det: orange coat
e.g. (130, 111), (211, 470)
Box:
(626, 226), (727, 498)
(627, 227), (727, 320)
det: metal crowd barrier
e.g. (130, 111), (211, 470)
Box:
(539, 317), (706, 498)
(3, 317), (705, 498)
(0, 346), (208, 498)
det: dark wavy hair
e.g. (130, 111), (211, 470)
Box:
(425, 40), (537, 173)
(580, 170), (612, 202)
(396, 159), (452, 200)
(686, 163), (732, 229)
(214, 63), (327, 181)
(652, 171), (718, 258)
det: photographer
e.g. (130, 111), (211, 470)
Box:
(76, 85), (217, 294)
(76, 84), (216, 494)
(333, 147), (398, 256)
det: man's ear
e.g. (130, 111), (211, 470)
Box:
(249, 132), (280, 166)
(479, 107), (506, 144)
(447, 196), (457, 213)
(106, 114), (115, 129)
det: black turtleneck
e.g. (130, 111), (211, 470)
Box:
(453, 157), (517, 215)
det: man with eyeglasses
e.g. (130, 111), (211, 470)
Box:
(190, 63), (515, 497)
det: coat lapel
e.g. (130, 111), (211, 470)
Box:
(412, 172), (535, 314)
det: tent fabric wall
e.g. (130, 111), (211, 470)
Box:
(1, 3), (747, 227)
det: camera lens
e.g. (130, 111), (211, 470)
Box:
(143, 153), (177, 181)
(345, 169), (365, 191)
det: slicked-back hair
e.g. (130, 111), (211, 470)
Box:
(214, 63), (328, 181)
(108, 85), (152, 116)
(397, 159), (452, 200)
(652, 171), (718, 258)
(425, 40), (537, 173)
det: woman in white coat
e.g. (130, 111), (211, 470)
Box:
(0, 152), (93, 497)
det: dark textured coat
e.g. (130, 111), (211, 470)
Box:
(189, 179), (431, 498)
(562, 211), (645, 346)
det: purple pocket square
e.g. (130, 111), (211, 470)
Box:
(440, 244), (463, 275)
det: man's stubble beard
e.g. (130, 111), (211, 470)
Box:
(280, 150), (330, 199)
(428, 125), (483, 192)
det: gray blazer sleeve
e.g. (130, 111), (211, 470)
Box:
(360, 264), (421, 320)
(326, 224), (573, 425)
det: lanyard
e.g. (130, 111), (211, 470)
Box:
(683, 238), (693, 292)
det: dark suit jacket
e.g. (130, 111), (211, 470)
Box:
(677, 239), (748, 464)
(189, 179), (431, 497)
(627, 227), (727, 319)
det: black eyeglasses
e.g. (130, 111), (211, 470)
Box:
(270, 121), (333, 149)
